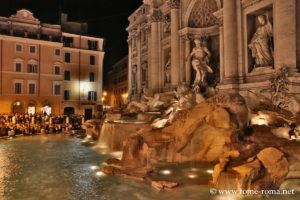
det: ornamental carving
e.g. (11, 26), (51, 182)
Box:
(188, 0), (218, 28)
(163, 14), (171, 34)
(150, 8), (162, 22)
(168, 0), (180, 9)
(241, 0), (262, 9)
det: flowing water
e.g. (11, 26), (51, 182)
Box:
(0, 135), (298, 200)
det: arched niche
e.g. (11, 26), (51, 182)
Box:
(184, 0), (222, 28)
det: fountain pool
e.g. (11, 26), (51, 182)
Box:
(0, 135), (298, 200)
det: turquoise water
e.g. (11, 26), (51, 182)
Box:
(0, 135), (298, 200)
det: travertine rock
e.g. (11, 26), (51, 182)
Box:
(257, 147), (289, 180)
(121, 134), (149, 169)
(214, 159), (262, 190)
(231, 159), (262, 189)
(151, 180), (180, 191)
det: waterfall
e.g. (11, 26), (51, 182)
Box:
(97, 121), (150, 152)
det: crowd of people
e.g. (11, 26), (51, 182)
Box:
(0, 113), (85, 138)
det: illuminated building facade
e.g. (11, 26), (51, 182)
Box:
(127, 0), (300, 100)
(106, 56), (128, 108)
(0, 9), (105, 119)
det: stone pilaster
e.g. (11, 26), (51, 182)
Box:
(214, 9), (224, 83)
(127, 36), (133, 99)
(150, 8), (162, 92)
(274, 0), (297, 70)
(297, 0), (300, 69)
(223, 0), (239, 83)
(136, 28), (142, 95)
(169, 0), (180, 86)
(183, 35), (191, 84)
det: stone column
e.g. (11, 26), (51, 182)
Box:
(136, 29), (142, 95)
(297, 0), (300, 68)
(223, 0), (238, 82)
(128, 36), (132, 99)
(219, 25), (225, 82)
(184, 36), (191, 84)
(179, 37), (184, 83)
(146, 23), (152, 88)
(274, 0), (297, 70)
(169, 0), (180, 86)
(150, 8), (161, 92)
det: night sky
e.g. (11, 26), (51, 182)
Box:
(0, 0), (142, 74)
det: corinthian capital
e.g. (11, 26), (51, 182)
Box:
(168, 0), (180, 9)
(150, 8), (162, 22)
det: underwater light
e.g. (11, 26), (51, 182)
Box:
(187, 174), (198, 179)
(160, 169), (172, 175)
(90, 165), (99, 170)
(257, 117), (266, 125)
(96, 171), (105, 177)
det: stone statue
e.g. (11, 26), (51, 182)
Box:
(187, 39), (213, 92)
(270, 67), (300, 114)
(152, 83), (196, 128)
(163, 15), (171, 33)
(126, 92), (164, 113)
(249, 15), (273, 68)
(164, 52), (171, 85)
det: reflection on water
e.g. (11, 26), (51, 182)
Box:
(0, 135), (299, 200)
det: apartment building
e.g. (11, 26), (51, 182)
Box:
(0, 9), (105, 119)
(106, 56), (128, 108)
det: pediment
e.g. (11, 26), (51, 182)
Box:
(10, 9), (40, 24)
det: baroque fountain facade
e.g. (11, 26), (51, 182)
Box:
(83, 0), (300, 195)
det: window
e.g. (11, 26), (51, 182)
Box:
(54, 84), (61, 95)
(54, 66), (60, 75)
(55, 49), (60, 56)
(64, 71), (71, 80)
(88, 40), (98, 50)
(28, 83), (35, 94)
(89, 55), (95, 65)
(29, 46), (36, 53)
(15, 44), (22, 52)
(15, 83), (22, 94)
(65, 53), (71, 63)
(63, 37), (73, 47)
(15, 63), (22, 72)
(89, 72), (95, 82)
(64, 90), (70, 100)
(88, 91), (97, 101)
(28, 64), (38, 73)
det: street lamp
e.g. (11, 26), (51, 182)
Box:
(122, 93), (128, 105)
(80, 82), (88, 100)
